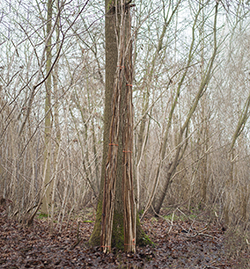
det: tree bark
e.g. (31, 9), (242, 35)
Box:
(41, 0), (53, 215)
(89, 0), (151, 251)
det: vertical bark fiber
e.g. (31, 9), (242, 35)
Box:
(123, 11), (136, 252)
(89, 0), (151, 251)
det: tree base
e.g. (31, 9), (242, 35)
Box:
(89, 200), (154, 250)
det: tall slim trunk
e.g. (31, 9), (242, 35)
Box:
(135, 1), (181, 208)
(199, 0), (208, 206)
(41, 0), (53, 215)
(143, 3), (219, 217)
(50, 13), (61, 227)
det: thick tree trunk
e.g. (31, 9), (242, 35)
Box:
(89, 0), (151, 251)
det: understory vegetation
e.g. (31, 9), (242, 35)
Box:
(0, 0), (250, 265)
(1, 204), (249, 268)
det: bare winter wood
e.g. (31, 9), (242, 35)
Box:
(101, 5), (127, 253)
(101, 2), (136, 253)
(123, 7), (136, 253)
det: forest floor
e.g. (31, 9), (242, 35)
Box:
(0, 204), (249, 269)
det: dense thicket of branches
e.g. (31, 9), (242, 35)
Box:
(1, 0), (250, 238)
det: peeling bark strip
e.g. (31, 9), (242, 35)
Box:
(101, 62), (124, 253)
(123, 82), (136, 253)
(123, 10), (136, 252)
(101, 2), (126, 253)
(101, 1), (136, 253)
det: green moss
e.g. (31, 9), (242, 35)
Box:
(37, 213), (49, 219)
(89, 200), (154, 250)
(89, 203), (125, 251)
(107, 0), (114, 11)
(89, 198), (102, 247)
(138, 209), (144, 216)
(136, 214), (154, 247)
(111, 210), (124, 251)
(83, 220), (94, 223)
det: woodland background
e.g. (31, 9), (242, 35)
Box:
(1, 0), (250, 242)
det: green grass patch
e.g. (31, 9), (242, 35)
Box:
(37, 213), (49, 219)
(83, 220), (94, 223)
(163, 213), (197, 222)
(150, 217), (158, 223)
